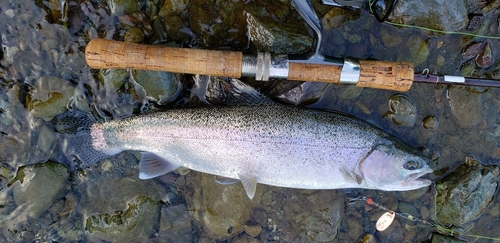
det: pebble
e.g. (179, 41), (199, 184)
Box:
(446, 86), (484, 127)
(422, 115), (438, 129)
(244, 223), (262, 237)
(382, 94), (416, 127)
(476, 42), (494, 68)
(124, 26), (145, 43)
(159, 204), (193, 242)
(346, 218), (363, 240)
(420, 206), (430, 219)
(461, 42), (483, 62)
(358, 234), (377, 243)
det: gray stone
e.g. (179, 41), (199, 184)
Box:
(131, 70), (183, 105)
(275, 82), (329, 106)
(183, 171), (263, 240)
(28, 75), (75, 121)
(79, 153), (168, 242)
(245, 12), (313, 54)
(283, 191), (343, 242)
(382, 94), (417, 127)
(446, 86), (484, 128)
(387, 0), (468, 32)
(434, 159), (499, 225)
(11, 161), (69, 219)
(85, 196), (162, 243)
(159, 204), (193, 243)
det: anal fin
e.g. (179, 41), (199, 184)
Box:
(238, 173), (257, 199)
(139, 152), (181, 180)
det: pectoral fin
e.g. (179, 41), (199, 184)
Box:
(215, 176), (240, 185)
(139, 152), (181, 180)
(238, 173), (257, 199)
(340, 165), (363, 185)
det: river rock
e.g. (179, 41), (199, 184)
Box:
(434, 159), (499, 225)
(387, 0), (468, 32)
(11, 161), (69, 219)
(182, 171), (263, 240)
(382, 94), (416, 127)
(79, 153), (167, 242)
(28, 75), (75, 121)
(275, 82), (329, 106)
(283, 190), (343, 242)
(86, 196), (162, 243)
(131, 70), (183, 104)
(158, 0), (191, 17)
(446, 86), (484, 127)
(159, 204), (193, 242)
(245, 12), (312, 54)
(108, 0), (139, 15)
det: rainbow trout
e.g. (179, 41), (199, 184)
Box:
(58, 80), (433, 199)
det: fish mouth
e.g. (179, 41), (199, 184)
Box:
(402, 168), (433, 187)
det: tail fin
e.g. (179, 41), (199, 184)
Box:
(52, 110), (109, 171)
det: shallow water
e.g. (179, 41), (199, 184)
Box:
(1, 0), (500, 242)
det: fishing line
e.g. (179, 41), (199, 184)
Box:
(348, 196), (500, 241)
(366, 0), (500, 40)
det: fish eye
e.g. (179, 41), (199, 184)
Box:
(404, 160), (420, 170)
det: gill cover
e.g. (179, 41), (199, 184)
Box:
(360, 144), (432, 191)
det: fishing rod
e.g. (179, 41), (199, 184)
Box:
(84, 0), (500, 92)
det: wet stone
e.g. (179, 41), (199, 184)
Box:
(398, 35), (430, 67)
(124, 26), (145, 43)
(28, 75), (75, 121)
(283, 191), (343, 242)
(245, 12), (313, 54)
(232, 235), (261, 243)
(434, 159), (499, 225)
(446, 86), (484, 127)
(11, 161), (69, 219)
(398, 201), (419, 219)
(422, 115), (438, 129)
(338, 86), (364, 100)
(182, 171), (263, 240)
(275, 82), (328, 106)
(159, 204), (193, 243)
(358, 234), (377, 243)
(462, 42), (483, 63)
(86, 196), (162, 243)
(382, 94), (417, 127)
(476, 42), (494, 69)
(346, 217), (363, 240)
(108, 0), (139, 16)
(78, 153), (168, 242)
(387, 0), (468, 32)
(131, 70), (183, 105)
(158, 0), (191, 17)
(321, 7), (354, 29)
(244, 223), (262, 237)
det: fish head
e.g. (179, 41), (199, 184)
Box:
(360, 143), (433, 191)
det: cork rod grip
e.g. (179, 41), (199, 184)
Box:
(357, 60), (414, 91)
(85, 39), (243, 77)
(288, 60), (414, 91)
